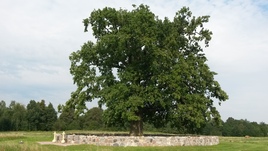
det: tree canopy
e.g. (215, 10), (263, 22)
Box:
(67, 4), (228, 136)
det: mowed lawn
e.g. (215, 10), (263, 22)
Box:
(1, 131), (268, 151)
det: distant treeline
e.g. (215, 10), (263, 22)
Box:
(0, 100), (267, 137)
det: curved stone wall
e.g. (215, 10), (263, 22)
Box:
(53, 132), (219, 147)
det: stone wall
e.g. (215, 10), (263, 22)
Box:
(53, 132), (219, 147)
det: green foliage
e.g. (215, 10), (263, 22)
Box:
(0, 116), (11, 131)
(56, 105), (82, 130)
(81, 107), (104, 130)
(26, 100), (58, 131)
(67, 4), (228, 135)
(27, 100), (41, 130)
(222, 117), (268, 137)
(10, 101), (28, 131)
(201, 120), (223, 136)
(0, 100), (12, 131)
(1, 99), (268, 137)
(0, 98), (268, 139)
(0, 101), (28, 131)
(45, 103), (58, 130)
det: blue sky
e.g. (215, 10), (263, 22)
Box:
(1, 0), (268, 123)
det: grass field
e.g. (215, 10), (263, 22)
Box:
(1, 131), (268, 151)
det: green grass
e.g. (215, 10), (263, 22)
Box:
(0, 131), (268, 151)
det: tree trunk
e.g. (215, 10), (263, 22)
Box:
(129, 120), (143, 136)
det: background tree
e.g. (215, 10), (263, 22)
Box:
(67, 4), (228, 136)
(222, 117), (234, 136)
(26, 100), (43, 131)
(81, 107), (103, 130)
(26, 100), (40, 130)
(44, 102), (57, 130)
(201, 120), (222, 136)
(35, 100), (57, 131)
(9, 101), (27, 131)
(0, 100), (12, 131)
(38, 100), (47, 131)
(247, 121), (262, 137)
(259, 122), (268, 137)
(26, 100), (58, 131)
(221, 117), (267, 137)
(0, 100), (6, 114)
(55, 105), (81, 130)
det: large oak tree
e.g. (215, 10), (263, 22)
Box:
(67, 4), (228, 136)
